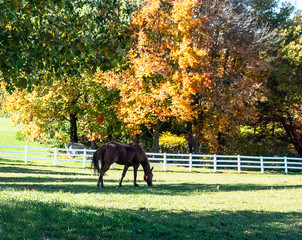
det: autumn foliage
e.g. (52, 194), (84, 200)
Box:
(3, 76), (120, 143)
(95, 0), (272, 152)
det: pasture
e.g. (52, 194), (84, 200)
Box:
(0, 159), (301, 240)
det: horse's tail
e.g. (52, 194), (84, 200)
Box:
(92, 144), (107, 173)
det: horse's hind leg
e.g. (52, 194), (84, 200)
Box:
(97, 164), (110, 189)
(97, 170), (105, 189)
(119, 166), (129, 187)
(133, 164), (139, 187)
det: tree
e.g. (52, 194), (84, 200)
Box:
(3, 75), (122, 146)
(243, 0), (295, 28)
(256, 13), (302, 156)
(96, 0), (205, 151)
(0, 0), (138, 89)
(96, 0), (275, 153)
(1, 0), (139, 146)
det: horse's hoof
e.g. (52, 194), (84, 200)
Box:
(134, 184), (139, 187)
(118, 185), (123, 187)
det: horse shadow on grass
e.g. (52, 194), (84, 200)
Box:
(0, 198), (301, 240)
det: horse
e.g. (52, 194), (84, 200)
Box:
(92, 141), (153, 188)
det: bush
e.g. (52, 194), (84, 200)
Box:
(159, 131), (187, 152)
(15, 132), (26, 141)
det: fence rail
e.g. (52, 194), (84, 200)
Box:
(1, 145), (302, 174)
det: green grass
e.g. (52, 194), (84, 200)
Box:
(0, 159), (301, 240)
(0, 117), (47, 148)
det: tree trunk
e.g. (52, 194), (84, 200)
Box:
(70, 113), (78, 143)
(187, 122), (199, 154)
(107, 125), (113, 142)
(152, 120), (160, 153)
(280, 118), (302, 157)
(90, 140), (97, 149)
(217, 131), (226, 155)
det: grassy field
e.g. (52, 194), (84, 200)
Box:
(0, 159), (301, 240)
(0, 117), (302, 239)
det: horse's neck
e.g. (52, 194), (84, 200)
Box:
(141, 159), (151, 175)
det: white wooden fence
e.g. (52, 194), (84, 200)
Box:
(1, 145), (302, 174)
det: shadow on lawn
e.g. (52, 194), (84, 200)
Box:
(1, 163), (301, 195)
(0, 198), (301, 240)
(0, 162), (91, 176)
(2, 180), (302, 196)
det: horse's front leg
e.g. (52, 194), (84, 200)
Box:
(119, 165), (129, 187)
(133, 164), (139, 187)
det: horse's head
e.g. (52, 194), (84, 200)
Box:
(144, 167), (153, 186)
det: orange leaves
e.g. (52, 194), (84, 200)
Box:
(96, 115), (105, 125)
(95, 0), (215, 132)
(171, 0), (199, 33)
(87, 131), (103, 142)
(133, 0), (170, 34)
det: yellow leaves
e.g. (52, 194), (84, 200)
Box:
(281, 24), (302, 65)
(159, 131), (187, 148)
(3, 74), (103, 143)
(175, 40), (196, 68)
(95, 68), (123, 90)
(195, 48), (207, 58)
(172, 0), (199, 32)
(137, 30), (148, 50)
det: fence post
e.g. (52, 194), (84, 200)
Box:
(24, 145), (28, 165)
(189, 153), (192, 172)
(163, 152), (167, 171)
(260, 156), (264, 174)
(237, 155), (241, 174)
(284, 156), (288, 174)
(54, 147), (57, 166)
(83, 148), (87, 168)
(214, 154), (217, 173)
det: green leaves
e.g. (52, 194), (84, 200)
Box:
(1, 0), (138, 89)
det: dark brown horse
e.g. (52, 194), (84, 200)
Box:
(92, 141), (153, 188)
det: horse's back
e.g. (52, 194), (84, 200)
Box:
(104, 141), (122, 158)
(103, 141), (146, 165)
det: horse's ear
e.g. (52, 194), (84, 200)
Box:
(151, 167), (154, 172)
